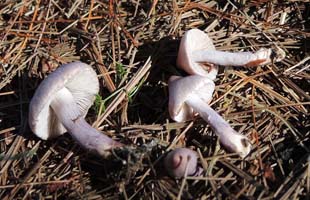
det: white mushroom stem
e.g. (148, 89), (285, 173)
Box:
(186, 95), (251, 158)
(50, 87), (122, 156)
(192, 48), (273, 67)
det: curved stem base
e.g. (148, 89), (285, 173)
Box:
(51, 88), (122, 157)
(186, 95), (251, 158)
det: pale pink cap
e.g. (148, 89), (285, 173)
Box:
(28, 62), (99, 140)
(177, 29), (218, 80)
(168, 75), (215, 122)
(164, 148), (198, 178)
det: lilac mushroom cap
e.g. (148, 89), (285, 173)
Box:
(29, 61), (121, 156)
(168, 75), (215, 122)
(164, 148), (199, 178)
(177, 29), (218, 80)
(29, 61), (99, 140)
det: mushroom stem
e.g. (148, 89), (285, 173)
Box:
(50, 87), (122, 156)
(186, 95), (251, 158)
(192, 48), (273, 67)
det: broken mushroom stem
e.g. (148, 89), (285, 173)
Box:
(186, 95), (251, 158)
(51, 87), (123, 156)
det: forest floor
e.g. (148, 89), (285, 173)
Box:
(0, 0), (309, 199)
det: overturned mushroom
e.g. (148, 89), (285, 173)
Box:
(177, 29), (285, 78)
(169, 75), (251, 158)
(29, 61), (122, 157)
(164, 148), (202, 178)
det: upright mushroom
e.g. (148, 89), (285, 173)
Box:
(29, 61), (122, 157)
(177, 29), (285, 78)
(168, 75), (251, 158)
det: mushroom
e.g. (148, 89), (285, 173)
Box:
(164, 148), (202, 178)
(177, 29), (285, 78)
(168, 75), (251, 158)
(29, 61), (122, 157)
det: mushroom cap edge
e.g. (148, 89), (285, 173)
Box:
(177, 29), (217, 78)
(168, 75), (215, 122)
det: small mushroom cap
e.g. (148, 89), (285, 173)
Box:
(177, 29), (218, 80)
(29, 61), (99, 140)
(164, 148), (198, 178)
(168, 75), (215, 122)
